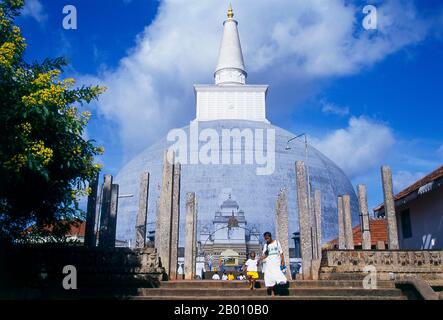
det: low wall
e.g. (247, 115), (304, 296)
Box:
(320, 250), (443, 280)
(0, 245), (165, 299)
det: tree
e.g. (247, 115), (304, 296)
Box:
(0, 0), (106, 242)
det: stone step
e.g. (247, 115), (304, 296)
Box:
(2, 288), (406, 300)
(319, 273), (368, 280)
(139, 287), (403, 297)
(160, 280), (396, 289)
(132, 295), (407, 300)
(77, 274), (160, 288)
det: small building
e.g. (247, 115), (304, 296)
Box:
(199, 193), (261, 270)
(23, 219), (86, 244)
(374, 165), (443, 250)
(24, 219), (128, 247)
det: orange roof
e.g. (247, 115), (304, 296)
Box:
(26, 219), (86, 237)
(65, 220), (86, 237)
(374, 165), (443, 212)
(328, 219), (388, 247)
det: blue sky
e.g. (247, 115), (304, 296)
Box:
(16, 0), (443, 210)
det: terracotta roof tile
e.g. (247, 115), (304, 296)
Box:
(26, 219), (86, 237)
(328, 219), (388, 247)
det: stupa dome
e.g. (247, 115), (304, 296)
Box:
(115, 120), (359, 246)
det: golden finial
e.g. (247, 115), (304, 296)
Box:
(227, 3), (234, 19)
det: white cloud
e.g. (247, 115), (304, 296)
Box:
(22, 0), (47, 23)
(438, 144), (443, 159)
(312, 116), (395, 178)
(320, 100), (349, 116)
(393, 170), (424, 193)
(83, 0), (427, 157)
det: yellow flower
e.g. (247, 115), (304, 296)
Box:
(0, 8), (10, 29)
(70, 187), (91, 199)
(0, 23), (25, 69)
(81, 111), (91, 118)
(66, 106), (77, 117)
(94, 163), (103, 170)
(0, 42), (16, 68)
(18, 122), (32, 135)
(7, 0), (25, 10)
(4, 153), (27, 173)
(32, 70), (61, 87)
(22, 84), (66, 107)
(72, 145), (82, 156)
(63, 78), (75, 87)
(26, 140), (53, 166)
(95, 146), (105, 155)
(70, 190), (78, 200)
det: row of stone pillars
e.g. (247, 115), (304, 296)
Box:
(335, 165), (399, 251)
(275, 185), (325, 281)
(154, 150), (198, 280)
(84, 173), (121, 248)
(274, 162), (324, 280)
(83, 149), (198, 280)
(84, 158), (398, 281)
(293, 162), (400, 279)
(84, 170), (151, 249)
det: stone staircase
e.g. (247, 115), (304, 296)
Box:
(133, 280), (407, 300)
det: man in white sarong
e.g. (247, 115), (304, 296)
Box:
(259, 232), (288, 296)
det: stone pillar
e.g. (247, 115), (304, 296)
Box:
(108, 184), (119, 248)
(295, 161), (312, 279)
(313, 190), (322, 259)
(155, 151), (174, 275)
(84, 172), (99, 247)
(342, 195), (354, 250)
(337, 196), (346, 250)
(276, 188), (292, 280)
(135, 172), (150, 248)
(357, 184), (372, 250)
(184, 192), (197, 280)
(376, 241), (386, 250)
(381, 166), (399, 250)
(94, 183), (103, 246)
(155, 150), (178, 278)
(310, 193), (318, 261)
(192, 198), (198, 278)
(169, 163), (181, 280)
(98, 174), (113, 248)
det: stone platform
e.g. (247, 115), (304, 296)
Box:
(135, 280), (407, 300)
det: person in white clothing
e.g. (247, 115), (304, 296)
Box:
(212, 273), (220, 280)
(244, 252), (259, 290)
(259, 231), (287, 296)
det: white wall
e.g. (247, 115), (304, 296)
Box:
(397, 188), (443, 249)
(195, 85), (268, 122)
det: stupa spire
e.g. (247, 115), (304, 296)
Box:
(227, 3), (234, 19)
(214, 5), (247, 85)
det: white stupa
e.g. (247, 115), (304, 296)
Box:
(115, 6), (359, 250)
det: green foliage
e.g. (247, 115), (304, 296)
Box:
(0, 0), (106, 242)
